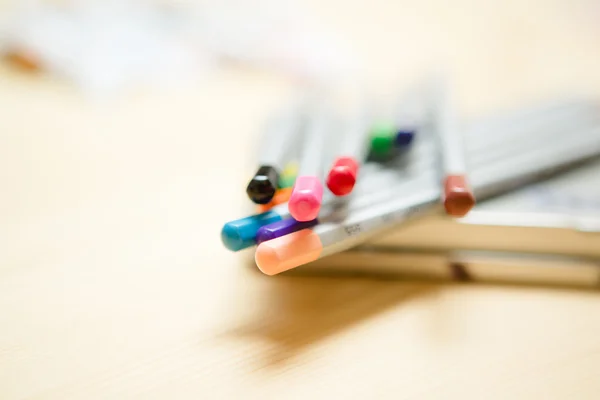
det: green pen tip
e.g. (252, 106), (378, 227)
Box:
(370, 122), (396, 155)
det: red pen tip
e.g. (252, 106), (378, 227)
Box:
(326, 157), (359, 196)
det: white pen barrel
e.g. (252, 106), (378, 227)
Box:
(468, 110), (600, 168)
(339, 170), (438, 212)
(298, 110), (328, 177)
(466, 98), (595, 148)
(317, 120), (600, 255)
(432, 80), (466, 175)
(318, 183), (441, 251)
(339, 108), (372, 162)
(258, 107), (304, 169)
(314, 116), (600, 259)
(467, 102), (600, 159)
(254, 99), (600, 274)
(472, 124), (600, 198)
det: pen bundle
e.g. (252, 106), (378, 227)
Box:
(222, 80), (600, 280)
(300, 155), (600, 287)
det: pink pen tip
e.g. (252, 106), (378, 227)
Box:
(288, 176), (324, 221)
(444, 175), (476, 217)
(326, 156), (359, 196)
(255, 230), (323, 275)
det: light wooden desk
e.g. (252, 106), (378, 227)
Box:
(2, 1), (600, 398)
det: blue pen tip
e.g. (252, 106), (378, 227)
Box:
(395, 129), (415, 147)
(221, 211), (284, 251)
(221, 223), (246, 251)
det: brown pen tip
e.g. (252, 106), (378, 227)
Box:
(444, 175), (476, 217)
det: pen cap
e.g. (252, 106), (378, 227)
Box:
(369, 122), (396, 157)
(326, 156), (359, 196)
(444, 175), (476, 217)
(246, 165), (279, 204)
(256, 218), (319, 244)
(221, 211), (284, 251)
(395, 129), (415, 147)
(256, 188), (293, 213)
(255, 230), (323, 275)
(289, 175), (324, 221)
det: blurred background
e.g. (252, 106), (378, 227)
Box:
(2, 0), (600, 398)
(2, 0), (600, 232)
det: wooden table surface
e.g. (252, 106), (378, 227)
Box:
(2, 1), (600, 398)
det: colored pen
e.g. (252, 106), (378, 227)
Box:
(278, 161), (299, 189)
(369, 121), (398, 159)
(467, 102), (600, 167)
(255, 183), (441, 275)
(221, 163), (406, 251)
(467, 98), (596, 152)
(255, 123), (600, 275)
(257, 129), (439, 243)
(431, 78), (476, 217)
(256, 187), (293, 213)
(257, 168), (438, 243)
(472, 124), (600, 198)
(325, 103), (372, 196)
(222, 106), (467, 252)
(246, 103), (304, 204)
(222, 164), (384, 251)
(368, 120), (418, 160)
(288, 105), (329, 221)
(224, 100), (600, 252)
(392, 82), (428, 147)
(369, 84), (428, 158)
